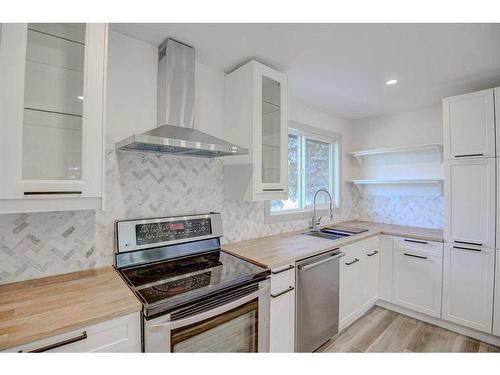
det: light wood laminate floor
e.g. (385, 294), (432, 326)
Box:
(320, 307), (500, 353)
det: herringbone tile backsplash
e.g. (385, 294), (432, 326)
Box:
(0, 150), (442, 284)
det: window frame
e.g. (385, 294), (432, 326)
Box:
(264, 120), (341, 224)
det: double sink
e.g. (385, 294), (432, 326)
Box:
(304, 226), (368, 240)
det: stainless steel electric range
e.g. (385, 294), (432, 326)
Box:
(114, 212), (271, 353)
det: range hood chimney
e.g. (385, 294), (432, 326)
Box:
(116, 38), (248, 157)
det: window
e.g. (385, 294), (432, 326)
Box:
(267, 122), (340, 221)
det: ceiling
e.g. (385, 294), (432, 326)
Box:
(111, 23), (500, 120)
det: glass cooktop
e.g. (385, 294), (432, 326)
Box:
(120, 250), (269, 315)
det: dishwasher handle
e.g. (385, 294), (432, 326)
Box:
(298, 252), (345, 271)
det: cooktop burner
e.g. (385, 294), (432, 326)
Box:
(120, 250), (268, 312)
(123, 251), (222, 287)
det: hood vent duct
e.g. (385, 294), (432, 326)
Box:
(116, 38), (248, 158)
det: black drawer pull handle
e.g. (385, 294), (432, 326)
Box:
(263, 188), (284, 192)
(403, 252), (428, 260)
(271, 265), (294, 275)
(454, 154), (484, 158)
(271, 286), (294, 299)
(20, 331), (87, 353)
(345, 258), (359, 266)
(454, 240), (483, 247)
(367, 250), (378, 257)
(404, 239), (428, 245)
(453, 246), (482, 252)
(24, 191), (82, 195)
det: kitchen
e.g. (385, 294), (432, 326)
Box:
(1, 8), (500, 369)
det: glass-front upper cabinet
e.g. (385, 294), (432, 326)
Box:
(223, 60), (288, 201)
(257, 64), (288, 196)
(0, 24), (107, 214)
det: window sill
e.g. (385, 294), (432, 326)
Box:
(264, 205), (341, 224)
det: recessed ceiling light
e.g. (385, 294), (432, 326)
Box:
(77, 96), (84, 100)
(385, 79), (398, 85)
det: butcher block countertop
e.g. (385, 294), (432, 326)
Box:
(0, 266), (141, 351)
(224, 220), (443, 269)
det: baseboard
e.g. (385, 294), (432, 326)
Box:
(376, 300), (500, 347)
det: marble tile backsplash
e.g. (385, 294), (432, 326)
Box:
(0, 151), (442, 284)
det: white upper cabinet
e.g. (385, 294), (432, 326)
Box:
(223, 60), (288, 201)
(444, 158), (496, 249)
(443, 89), (495, 159)
(442, 243), (495, 333)
(496, 88), (500, 156)
(0, 23), (107, 213)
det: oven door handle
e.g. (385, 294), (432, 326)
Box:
(147, 283), (270, 332)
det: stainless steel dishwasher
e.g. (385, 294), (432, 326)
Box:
(295, 248), (345, 352)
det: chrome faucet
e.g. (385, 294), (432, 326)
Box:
(311, 189), (334, 230)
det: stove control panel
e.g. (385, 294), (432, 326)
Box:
(116, 213), (223, 253)
(135, 218), (212, 246)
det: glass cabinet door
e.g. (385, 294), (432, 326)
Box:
(22, 23), (86, 181)
(261, 76), (282, 184)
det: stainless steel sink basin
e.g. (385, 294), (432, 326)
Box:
(303, 226), (368, 240)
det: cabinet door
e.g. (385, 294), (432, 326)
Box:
(339, 255), (362, 329)
(378, 235), (394, 302)
(269, 265), (295, 352)
(443, 89), (495, 159)
(442, 243), (495, 333)
(270, 287), (295, 352)
(392, 251), (442, 318)
(444, 158), (496, 249)
(0, 23), (106, 213)
(253, 63), (288, 196)
(361, 249), (379, 310)
(493, 249), (500, 337)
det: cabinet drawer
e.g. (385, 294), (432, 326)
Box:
(393, 237), (443, 258)
(341, 235), (379, 258)
(270, 264), (295, 295)
(5, 312), (141, 353)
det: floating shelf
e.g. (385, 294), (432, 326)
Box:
(350, 143), (443, 166)
(349, 179), (444, 195)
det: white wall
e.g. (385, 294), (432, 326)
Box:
(350, 104), (442, 150)
(347, 105), (444, 228)
(105, 31), (157, 149)
(350, 105), (443, 192)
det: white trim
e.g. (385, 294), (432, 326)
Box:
(265, 121), (341, 223)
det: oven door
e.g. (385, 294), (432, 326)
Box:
(144, 280), (270, 352)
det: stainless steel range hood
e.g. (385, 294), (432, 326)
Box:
(116, 38), (248, 157)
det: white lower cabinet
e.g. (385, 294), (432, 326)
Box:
(493, 249), (500, 337)
(361, 249), (380, 311)
(392, 241), (443, 318)
(442, 243), (495, 333)
(339, 236), (380, 330)
(339, 253), (363, 329)
(269, 264), (295, 352)
(4, 312), (141, 353)
(378, 235), (394, 302)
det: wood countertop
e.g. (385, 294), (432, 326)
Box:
(224, 220), (443, 269)
(0, 266), (141, 351)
